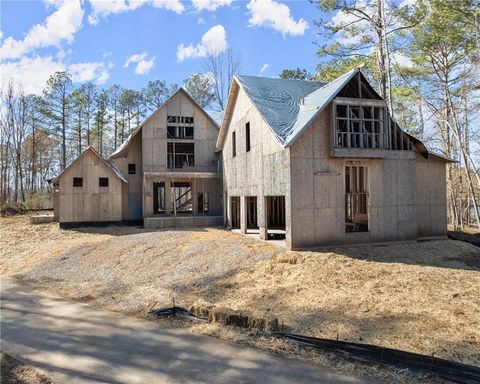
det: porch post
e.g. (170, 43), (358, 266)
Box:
(258, 195), (268, 240)
(192, 178), (197, 215)
(240, 196), (247, 234)
(165, 178), (172, 216)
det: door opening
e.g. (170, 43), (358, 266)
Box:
(266, 196), (285, 240)
(230, 196), (240, 229)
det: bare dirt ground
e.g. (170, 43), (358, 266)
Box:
(1, 216), (479, 383)
(0, 352), (54, 384)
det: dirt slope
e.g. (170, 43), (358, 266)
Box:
(1, 216), (479, 373)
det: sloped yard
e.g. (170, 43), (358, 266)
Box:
(1, 216), (479, 380)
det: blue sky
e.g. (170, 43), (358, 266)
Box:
(0, 0), (330, 94)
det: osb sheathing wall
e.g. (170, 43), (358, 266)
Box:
(141, 90), (223, 218)
(222, 85), (292, 244)
(142, 91), (220, 173)
(289, 105), (418, 248)
(111, 132), (143, 220)
(58, 150), (123, 223)
(415, 153), (447, 237)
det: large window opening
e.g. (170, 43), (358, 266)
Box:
(167, 126), (194, 139)
(167, 116), (194, 139)
(230, 196), (240, 228)
(171, 182), (193, 214)
(167, 143), (195, 168)
(335, 103), (385, 149)
(345, 165), (369, 233)
(153, 182), (165, 213)
(245, 122), (251, 152)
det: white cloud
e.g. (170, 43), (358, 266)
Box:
(1, 56), (64, 94)
(259, 63), (269, 76)
(1, 56), (111, 94)
(88, 0), (184, 25)
(134, 57), (155, 75)
(96, 69), (111, 84)
(124, 51), (155, 75)
(197, 17), (206, 24)
(192, 0), (232, 11)
(246, 0), (308, 36)
(391, 51), (413, 67)
(68, 61), (111, 83)
(177, 24), (227, 61)
(124, 52), (148, 67)
(0, 0), (83, 60)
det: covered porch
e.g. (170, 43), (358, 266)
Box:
(143, 171), (223, 229)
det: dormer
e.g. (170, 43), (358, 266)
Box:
(331, 72), (414, 158)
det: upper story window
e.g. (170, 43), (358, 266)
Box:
(232, 131), (236, 157)
(167, 116), (194, 124)
(167, 115), (194, 139)
(168, 142), (195, 168)
(246, 122), (251, 152)
(167, 126), (193, 139)
(99, 177), (109, 187)
(128, 164), (136, 174)
(73, 177), (83, 187)
(334, 99), (386, 149)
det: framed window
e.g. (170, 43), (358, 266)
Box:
(334, 102), (386, 149)
(172, 182), (193, 214)
(99, 177), (109, 187)
(167, 143), (195, 168)
(345, 165), (368, 233)
(153, 182), (165, 213)
(198, 192), (209, 213)
(128, 164), (136, 174)
(167, 116), (194, 138)
(73, 177), (83, 187)
(232, 131), (236, 157)
(167, 126), (194, 139)
(246, 122), (251, 152)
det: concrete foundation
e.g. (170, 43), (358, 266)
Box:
(144, 216), (223, 229)
(30, 214), (55, 224)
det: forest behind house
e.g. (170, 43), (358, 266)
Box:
(1, 0), (478, 229)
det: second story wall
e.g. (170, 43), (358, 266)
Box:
(289, 102), (417, 248)
(110, 132), (143, 220)
(223, 86), (289, 196)
(142, 91), (220, 173)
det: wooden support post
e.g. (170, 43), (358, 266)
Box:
(259, 196), (268, 240)
(347, 105), (351, 148)
(333, 103), (338, 148)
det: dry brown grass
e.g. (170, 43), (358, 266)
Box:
(1, 215), (479, 382)
(1, 352), (54, 384)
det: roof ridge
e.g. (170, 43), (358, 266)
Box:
(236, 74), (325, 84)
